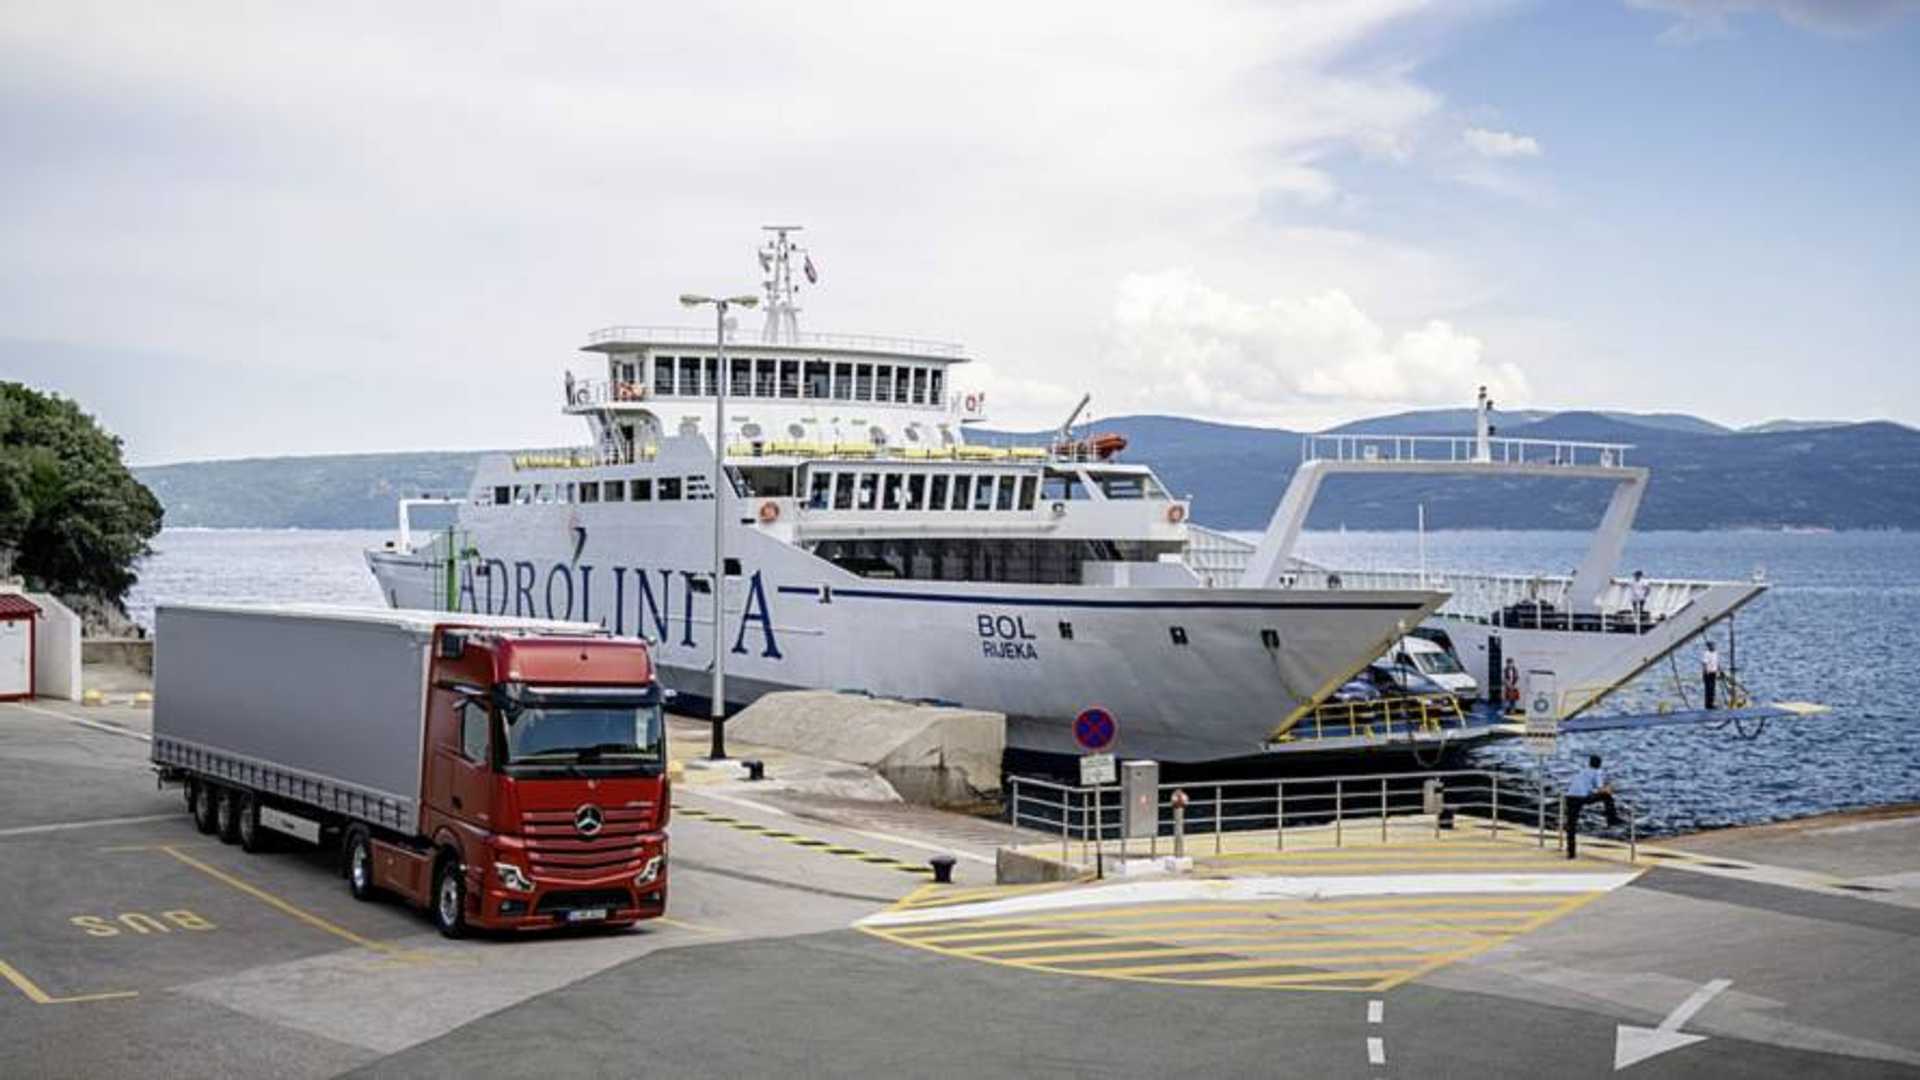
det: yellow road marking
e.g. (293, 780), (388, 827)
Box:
(1206, 968), (1417, 989)
(656, 916), (725, 934)
(893, 895), (1570, 933)
(1203, 859), (1605, 874)
(1079, 949), (1471, 978)
(922, 913), (1536, 949)
(0, 958), (137, 1006)
(1368, 891), (1611, 991)
(1004, 936), (1487, 965)
(159, 845), (399, 956)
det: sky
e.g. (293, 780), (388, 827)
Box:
(2, 0), (1916, 465)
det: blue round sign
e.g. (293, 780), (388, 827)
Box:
(1073, 707), (1117, 752)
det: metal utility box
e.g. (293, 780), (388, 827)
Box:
(1121, 759), (1160, 839)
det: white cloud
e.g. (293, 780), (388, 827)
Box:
(1463, 127), (1543, 158)
(1626, 0), (1920, 40)
(1086, 269), (1527, 425)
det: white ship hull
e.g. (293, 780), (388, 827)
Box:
(368, 500), (1442, 760)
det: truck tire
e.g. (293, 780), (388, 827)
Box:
(236, 792), (268, 853)
(193, 782), (220, 834)
(215, 787), (242, 845)
(344, 828), (377, 902)
(432, 857), (467, 939)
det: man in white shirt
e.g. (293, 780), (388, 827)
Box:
(1702, 640), (1721, 710)
(1628, 570), (1651, 631)
(1563, 754), (1620, 859)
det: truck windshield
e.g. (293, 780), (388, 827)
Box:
(1414, 650), (1465, 676)
(500, 702), (665, 771)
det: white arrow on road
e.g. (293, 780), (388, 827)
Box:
(1615, 978), (1732, 1071)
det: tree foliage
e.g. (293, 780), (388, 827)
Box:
(0, 383), (163, 607)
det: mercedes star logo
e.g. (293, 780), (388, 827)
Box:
(574, 804), (604, 837)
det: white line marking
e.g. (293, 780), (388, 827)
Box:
(1663, 978), (1732, 1033)
(1367, 1036), (1385, 1065)
(858, 871), (1640, 927)
(1368, 999), (1384, 1024)
(686, 791), (994, 865)
(11, 702), (152, 742)
(0, 813), (177, 838)
(1613, 978), (1731, 1070)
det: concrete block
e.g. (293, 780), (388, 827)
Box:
(995, 846), (1082, 885)
(725, 691), (1005, 808)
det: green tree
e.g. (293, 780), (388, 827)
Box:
(0, 383), (163, 608)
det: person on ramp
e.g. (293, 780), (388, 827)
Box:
(1563, 754), (1621, 859)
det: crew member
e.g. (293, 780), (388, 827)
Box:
(1502, 658), (1520, 714)
(1563, 753), (1621, 859)
(1628, 570), (1650, 631)
(1702, 640), (1720, 710)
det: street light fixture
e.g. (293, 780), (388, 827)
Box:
(679, 291), (759, 760)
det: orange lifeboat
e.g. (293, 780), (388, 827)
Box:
(1089, 432), (1128, 459)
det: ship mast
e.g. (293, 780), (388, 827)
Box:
(759, 225), (809, 344)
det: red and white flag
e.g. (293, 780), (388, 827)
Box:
(803, 254), (819, 284)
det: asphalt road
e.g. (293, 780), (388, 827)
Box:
(3, 699), (1917, 1078)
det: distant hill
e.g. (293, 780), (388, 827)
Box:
(1324, 406), (1727, 437)
(133, 411), (1920, 532)
(1742, 419), (1850, 434)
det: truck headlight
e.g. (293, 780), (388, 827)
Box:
(493, 861), (534, 892)
(634, 855), (663, 886)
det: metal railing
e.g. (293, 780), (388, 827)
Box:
(1302, 433), (1633, 470)
(1008, 768), (1638, 867)
(586, 324), (967, 359)
(1276, 693), (1467, 744)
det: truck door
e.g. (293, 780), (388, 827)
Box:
(431, 691), (494, 826)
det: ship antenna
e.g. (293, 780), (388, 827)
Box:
(759, 225), (807, 344)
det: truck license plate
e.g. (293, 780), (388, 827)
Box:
(566, 908), (608, 922)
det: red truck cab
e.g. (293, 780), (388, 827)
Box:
(371, 628), (670, 935)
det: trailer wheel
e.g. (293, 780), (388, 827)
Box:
(344, 828), (377, 902)
(193, 782), (220, 835)
(215, 787), (242, 845)
(236, 792), (268, 853)
(432, 856), (467, 939)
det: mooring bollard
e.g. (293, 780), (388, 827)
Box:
(743, 759), (766, 782)
(929, 854), (957, 884)
(1171, 789), (1190, 858)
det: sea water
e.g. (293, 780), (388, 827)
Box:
(125, 528), (1920, 833)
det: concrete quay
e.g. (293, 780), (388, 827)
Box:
(2, 695), (1916, 1078)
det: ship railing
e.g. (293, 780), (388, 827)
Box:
(1008, 768), (1640, 866)
(1276, 693), (1467, 745)
(1302, 433), (1633, 470)
(509, 444), (657, 470)
(586, 324), (967, 359)
(1283, 566), (1712, 628)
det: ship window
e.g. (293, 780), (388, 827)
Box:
(929, 368), (944, 406)
(755, 359), (777, 398)
(972, 476), (994, 511)
(833, 472), (855, 510)
(912, 367), (927, 405)
(1043, 472), (1088, 500)
(493, 486), (510, 506)
(678, 359), (701, 397)
(702, 357), (719, 396)
(605, 480), (625, 503)
(1170, 626), (1189, 646)
(855, 363), (873, 401)
(995, 475), (1016, 511)
(724, 557), (742, 576)
(579, 482), (600, 503)
(951, 475), (971, 510)
(1142, 474), (1171, 500)
(732, 358), (753, 396)
(856, 472), (879, 510)
(686, 474), (712, 499)
(896, 367), (912, 403)
(631, 478), (652, 501)
(929, 474), (951, 510)
(874, 364), (893, 403)
(882, 473), (904, 510)
(805, 360), (830, 399)
(1098, 473), (1145, 499)
(737, 466), (795, 498)
(512, 485), (527, 504)
(562, 483), (575, 503)
(1018, 475), (1037, 511)
(833, 361), (853, 400)
(1260, 628), (1280, 650)
(905, 474), (927, 510)
(655, 357), (675, 395)
(1058, 621), (1074, 641)
(659, 477), (682, 500)
(779, 359), (800, 399)
(808, 470), (832, 508)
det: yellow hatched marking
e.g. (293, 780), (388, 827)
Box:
(1207, 859), (1602, 875)
(1205, 969), (1417, 989)
(1008, 935), (1487, 966)
(1369, 891), (1611, 992)
(1077, 949), (1472, 978)
(0, 958), (137, 1006)
(934, 914), (1533, 952)
(892, 895), (1569, 934)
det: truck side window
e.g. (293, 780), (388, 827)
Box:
(460, 702), (488, 761)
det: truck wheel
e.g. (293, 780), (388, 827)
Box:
(344, 829), (377, 902)
(215, 788), (242, 845)
(236, 793), (268, 853)
(192, 782), (220, 834)
(432, 858), (467, 939)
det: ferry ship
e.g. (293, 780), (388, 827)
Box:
(368, 228), (1446, 760)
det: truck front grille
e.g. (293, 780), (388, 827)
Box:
(521, 806), (654, 880)
(534, 888), (633, 915)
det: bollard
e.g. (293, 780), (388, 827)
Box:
(929, 855), (957, 884)
(1171, 789), (1190, 858)
(743, 759), (766, 782)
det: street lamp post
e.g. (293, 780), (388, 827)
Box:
(679, 292), (759, 760)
